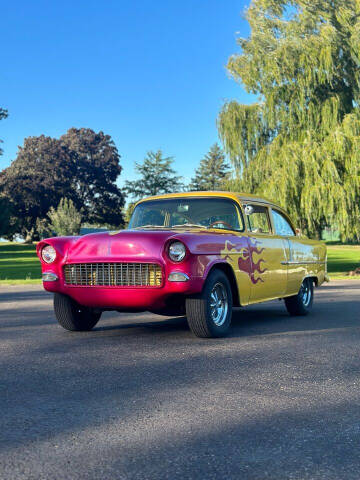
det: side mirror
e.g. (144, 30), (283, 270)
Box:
(295, 228), (302, 237)
(244, 205), (254, 215)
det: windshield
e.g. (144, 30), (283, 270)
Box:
(128, 198), (244, 231)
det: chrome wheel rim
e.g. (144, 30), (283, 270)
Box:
(300, 280), (312, 307)
(210, 282), (228, 327)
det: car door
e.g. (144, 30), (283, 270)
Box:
(216, 201), (253, 306)
(271, 208), (325, 295)
(243, 203), (289, 303)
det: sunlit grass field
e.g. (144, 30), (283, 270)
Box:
(326, 244), (360, 280)
(0, 243), (41, 284)
(0, 242), (359, 285)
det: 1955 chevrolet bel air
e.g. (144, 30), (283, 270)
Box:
(37, 192), (328, 338)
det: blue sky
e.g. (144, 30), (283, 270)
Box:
(0, 0), (254, 185)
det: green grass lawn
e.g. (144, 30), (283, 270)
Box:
(326, 245), (360, 280)
(0, 243), (41, 284)
(0, 242), (359, 285)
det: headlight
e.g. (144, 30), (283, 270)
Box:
(41, 245), (56, 263)
(168, 241), (186, 262)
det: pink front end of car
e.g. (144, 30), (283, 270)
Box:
(37, 231), (211, 312)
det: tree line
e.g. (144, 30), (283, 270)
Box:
(0, 121), (229, 241)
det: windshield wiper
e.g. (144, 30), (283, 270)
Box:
(133, 223), (208, 230)
(133, 225), (167, 229)
(171, 223), (208, 229)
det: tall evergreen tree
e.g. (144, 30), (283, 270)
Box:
(189, 143), (230, 191)
(218, 0), (360, 241)
(125, 150), (183, 199)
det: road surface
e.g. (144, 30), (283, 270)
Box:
(1, 281), (360, 479)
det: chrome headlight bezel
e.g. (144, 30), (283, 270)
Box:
(41, 245), (57, 264)
(168, 241), (186, 263)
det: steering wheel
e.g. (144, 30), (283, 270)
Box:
(209, 220), (233, 230)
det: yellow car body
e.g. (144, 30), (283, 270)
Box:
(135, 191), (328, 307)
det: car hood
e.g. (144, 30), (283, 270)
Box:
(39, 228), (238, 263)
(65, 230), (177, 262)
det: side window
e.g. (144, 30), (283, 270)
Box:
(244, 204), (271, 234)
(272, 209), (295, 236)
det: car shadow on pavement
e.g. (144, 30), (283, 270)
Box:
(95, 315), (189, 334)
(1, 281), (359, 338)
(80, 281), (360, 339)
(92, 298), (360, 340)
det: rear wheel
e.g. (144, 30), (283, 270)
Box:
(284, 278), (314, 316)
(54, 293), (101, 331)
(186, 270), (233, 338)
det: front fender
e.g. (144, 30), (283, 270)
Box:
(36, 236), (80, 262)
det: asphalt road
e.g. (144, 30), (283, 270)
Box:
(1, 281), (360, 480)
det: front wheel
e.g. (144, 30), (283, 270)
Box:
(186, 270), (233, 338)
(54, 293), (101, 331)
(284, 278), (314, 316)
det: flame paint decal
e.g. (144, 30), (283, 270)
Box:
(248, 237), (268, 284)
(221, 238), (267, 285)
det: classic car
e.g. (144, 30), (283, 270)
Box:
(37, 192), (328, 338)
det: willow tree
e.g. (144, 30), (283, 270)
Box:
(218, 0), (360, 241)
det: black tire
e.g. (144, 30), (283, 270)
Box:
(186, 269), (233, 338)
(284, 278), (314, 316)
(54, 293), (101, 331)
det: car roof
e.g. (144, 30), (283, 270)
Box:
(136, 191), (280, 208)
(134, 191), (295, 229)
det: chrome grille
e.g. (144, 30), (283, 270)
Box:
(64, 263), (162, 287)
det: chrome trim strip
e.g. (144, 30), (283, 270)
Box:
(168, 272), (190, 282)
(63, 262), (163, 287)
(281, 260), (326, 265)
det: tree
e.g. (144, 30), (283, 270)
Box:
(48, 198), (82, 236)
(125, 150), (183, 199)
(0, 129), (125, 242)
(189, 143), (230, 191)
(60, 128), (125, 226)
(0, 197), (10, 236)
(0, 196), (17, 240)
(218, 0), (360, 241)
(0, 108), (8, 157)
(0, 136), (76, 242)
(124, 202), (136, 227)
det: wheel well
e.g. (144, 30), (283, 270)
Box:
(305, 276), (318, 287)
(207, 263), (240, 306)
